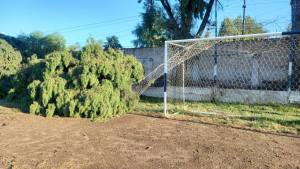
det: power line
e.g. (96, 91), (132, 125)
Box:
(224, 1), (287, 9)
(66, 28), (134, 44)
(45, 15), (139, 33)
(60, 19), (138, 34)
(92, 29), (133, 38)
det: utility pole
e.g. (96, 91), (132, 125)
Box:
(290, 0), (300, 91)
(215, 0), (218, 37)
(291, 0), (300, 31)
(242, 0), (246, 34)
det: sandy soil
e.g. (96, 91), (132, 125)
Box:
(0, 108), (299, 169)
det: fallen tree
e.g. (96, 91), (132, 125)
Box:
(1, 40), (144, 120)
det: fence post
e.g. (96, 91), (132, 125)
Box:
(164, 41), (168, 116)
(288, 56), (293, 92)
(213, 43), (218, 101)
(287, 35), (295, 92)
(182, 60), (185, 105)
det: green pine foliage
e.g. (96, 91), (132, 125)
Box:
(0, 39), (22, 78)
(1, 41), (144, 120)
(0, 39), (23, 98)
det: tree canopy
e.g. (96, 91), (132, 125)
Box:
(134, 0), (216, 46)
(104, 35), (123, 50)
(17, 31), (66, 59)
(0, 33), (22, 49)
(133, 0), (168, 47)
(218, 16), (266, 36)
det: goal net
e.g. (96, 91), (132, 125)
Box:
(162, 32), (300, 115)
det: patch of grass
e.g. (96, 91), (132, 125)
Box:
(135, 96), (300, 135)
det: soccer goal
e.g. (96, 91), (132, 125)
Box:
(163, 32), (300, 116)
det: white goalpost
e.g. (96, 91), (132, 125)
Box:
(163, 32), (300, 116)
(164, 41), (168, 116)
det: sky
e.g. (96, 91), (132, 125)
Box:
(0, 0), (291, 48)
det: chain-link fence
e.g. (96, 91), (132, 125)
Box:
(164, 33), (300, 106)
(132, 32), (300, 132)
(159, 32), (300, 114)
(132, 33), (300, 105)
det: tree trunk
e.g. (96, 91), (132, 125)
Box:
(195, 0), (215, 38)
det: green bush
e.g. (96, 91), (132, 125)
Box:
(2, 41), (144, 120)
(0, 39), (22, 77)
(1, 55), (45, 108)
(0, 39), (22, 97)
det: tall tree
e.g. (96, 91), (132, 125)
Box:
(137, 0), (216, 40)
(218, 16), (266, 36)
(133, 0), (168, 47)
(17, 32), (44, 58)
(43, 33), (66, 54)
(104, 35), (123, 50)
(17, 31), (66, 59)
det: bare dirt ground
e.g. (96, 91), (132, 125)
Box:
(0, 107), (299, 169)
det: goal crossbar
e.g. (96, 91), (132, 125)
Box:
(166, 32), (299, 44)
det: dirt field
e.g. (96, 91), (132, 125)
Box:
(0, 108), (299, 169)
